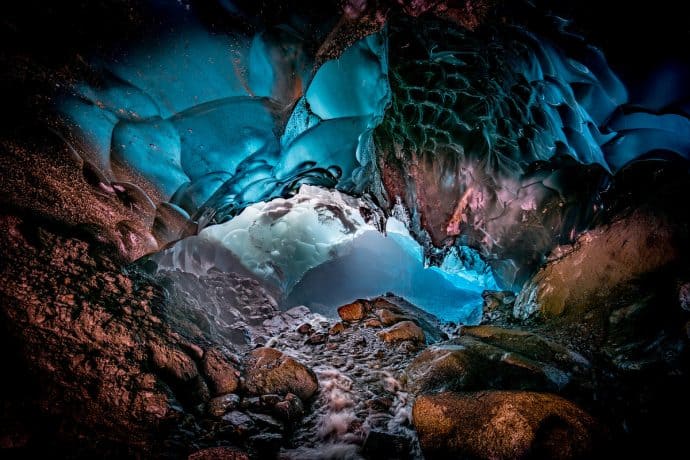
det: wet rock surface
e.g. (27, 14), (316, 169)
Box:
(337, 301), (369, 322)
(242, 348), (318, 401)
(413, 391), (602, 460)
(378, 321), (426, 344)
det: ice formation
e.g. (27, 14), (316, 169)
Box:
(60, 2), (389, 223)
(58, 0), (690, 303)
(155, 186), (495, 323)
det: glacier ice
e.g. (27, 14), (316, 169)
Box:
(57, 0), (690, 295)
(59, 7), (389, 219)
(375, 14), (690, 288)
(155, 186), (496, 324)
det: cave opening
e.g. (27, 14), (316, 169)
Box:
(2, 0), (690, 458)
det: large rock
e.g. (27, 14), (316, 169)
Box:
(460, 326), (589, 371)
(242, 348), (318, 400)
(377, 321), (425, 344)
(514, 211), (681, 322)
(376, 308), (408, 326)
(337, 300), (368, 322)
(413, 391), (601, 459)
(202, 348), (240, 396)
(404, 337), (571, 394)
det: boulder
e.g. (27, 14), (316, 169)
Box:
(460, 326), (589, 370)
(149, 340), (198, 383)
(376, 308), (408, 326)
(514, 211), (681, 322)
(207, 393), (240, 417)
(413, 391), (600, 459)
(243, 348), (318, 400)
(337, 300), (368, 322)
(377, 321), (425, 344)
(202, 348), (240, 396)
(404, 337), (568, 394)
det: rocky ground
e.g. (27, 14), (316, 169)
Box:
(2, 207), (688, 459)
(1, 141), (689, 458)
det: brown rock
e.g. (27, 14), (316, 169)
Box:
(207, 393), (240, 417)
(514, 210), (681, 321)
(376, 308), (408, 326)
(377, 321), (425, 344)
(404, 338), (561, 395)
(328, 322), (346, 335)
(149, 341), (198, 382)
(296, 323), (313, 335)
(364, 318), (382, 328)
(306, 333), (328, 345)
(413, 391), (600, 459)
(202, 348), (240, 396)
(243, 348), (318, 400)
(337, 300), (368, 322)
(188, 447), (250, 460)
(405, 344), (476, 394)
(461, 325), (589, 370)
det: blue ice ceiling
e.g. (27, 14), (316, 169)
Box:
(58, 1), (690, 302)
(60, 2), (389, 223)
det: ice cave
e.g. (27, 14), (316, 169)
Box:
(1, 0), (690, 459)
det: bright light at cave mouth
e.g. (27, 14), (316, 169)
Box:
(154, 185), (497, 324)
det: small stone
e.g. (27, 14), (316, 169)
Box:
(329, 322), (346, 335)
(260, 394), (282, 406)
(364, 318), (382, 328)
(240, 396), (261, 410)
(338, 300), (368, 322)
(248, 412), (284, 431)
(306, 333), (328, 345)
(188, 447), (250, 460)
(297, 323), (313, 334)
(377, 321), (425, 344)
(222, 411), (255, 437)
(207, 393), (240, 417)
(148, 341), (198, 383)
(202, 348), (239, 396)
(273, 393), (304, 423)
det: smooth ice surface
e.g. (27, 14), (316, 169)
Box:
(156, 186), (495, 323)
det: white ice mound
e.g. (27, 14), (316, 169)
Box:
(159, 185), (376, 291)
(155, 185), (497, 323)
(203, 185), (375, 291)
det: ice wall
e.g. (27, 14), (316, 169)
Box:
(58, 0), (690, 293)
(375, 14), (690, 288)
